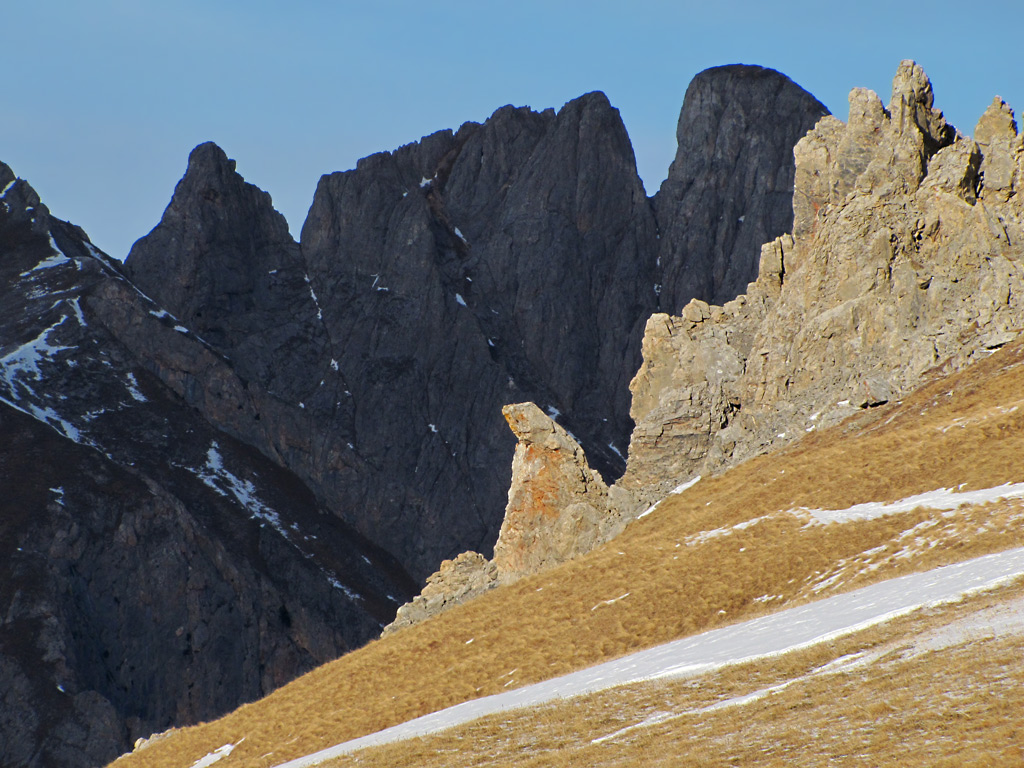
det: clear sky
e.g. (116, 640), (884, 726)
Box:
(3, 1), (1022, 259)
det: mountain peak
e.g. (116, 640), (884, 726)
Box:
(653, 62), (829, 309)
(186, 140), (236, 176)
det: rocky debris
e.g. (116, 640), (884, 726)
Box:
(654, 65), (829, 310)
(0, 167), (414, 767)
(382, 552), (497, 636)
(622, 61), (1024, 505)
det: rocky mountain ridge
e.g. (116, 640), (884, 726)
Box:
(623, 61), (1024, 502)
(122, 65), (825, 584)
(385, 61), (1024, 632)
(0, 166), (414, 768)
(2, 64), (825, 766)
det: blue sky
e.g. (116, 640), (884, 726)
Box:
(3, 1), (1021, 259)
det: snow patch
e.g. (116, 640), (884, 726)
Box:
(188, 742), (237, 768)
(67, 298), (86, 327)
(455, 293), (467, 307)
(637, 476), (701, 519)
(304, 275), (324, 319)
(684, 514), (773, 547)
(195, 443), (288, 536)
(193, 443), (362, 601)
(20, 235), (73, 276)
(273, 548), (1024, 767)
(591, 592), (630, 611)
(798, 483), (1024, 525)
(0, 316), (90, 443)
(125, 373), (147, 403)
(1, 317), (75, 384)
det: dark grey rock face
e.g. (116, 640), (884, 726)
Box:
(0, 166), (414, 767)
(654, 64), (830, 310)
(127, 94), (661, 583)
(298, 92), (658, 579)
(124, 142), (327, 405)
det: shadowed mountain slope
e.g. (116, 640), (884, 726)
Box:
(0, 165), (414, 768)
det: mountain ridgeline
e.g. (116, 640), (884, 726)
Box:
(1, 64), (827, 767)
(124, 66), (827, 584)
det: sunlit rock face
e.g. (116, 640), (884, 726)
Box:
(624, 61), (1024, 504)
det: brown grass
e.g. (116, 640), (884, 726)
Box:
(112, 341), (1024, 768)
(319, 577), (1024, 767)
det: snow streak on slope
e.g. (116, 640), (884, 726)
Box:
(799, 483), (1024, 524)
(0, 313), (87, 443)
(274, 547), (1024, 767)
(191, 442), (365, 602)
(683, 482), (1024, 548)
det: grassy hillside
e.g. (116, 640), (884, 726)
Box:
(323, 577), (1024, 767)
(113, 339), (1024, 768)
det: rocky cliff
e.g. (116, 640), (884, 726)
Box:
(0, 166), (414, 768)
(654, 64), (829, 310)
(623, 61), (1024, 502)
(383, 403), (624, 634)
(2, 63), (827, 763)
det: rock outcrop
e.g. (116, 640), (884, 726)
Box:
(623, 61), (1024, 503)
(386, 61), (1024, 636)
(0, 166), (414, 768)
(382, 552), (497, 636)
(124, 143), (327, 406)
(491, 403), (624, 581)
(384, 402), (630, 635)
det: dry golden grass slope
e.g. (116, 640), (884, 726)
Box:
(113, 339), (1024, 768)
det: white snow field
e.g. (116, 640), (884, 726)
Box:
(274, 546), (1024, 767)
